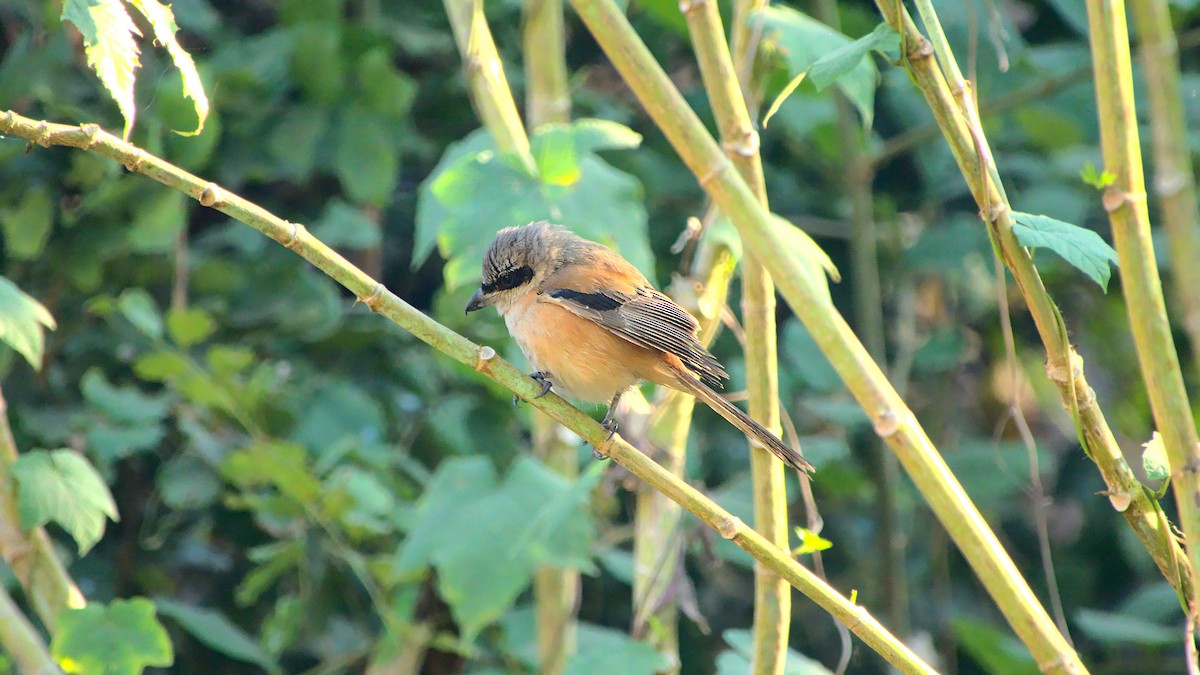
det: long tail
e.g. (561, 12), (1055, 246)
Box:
(676, 373), (814, 474)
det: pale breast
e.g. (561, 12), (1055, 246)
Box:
(502, 293), (643, 403)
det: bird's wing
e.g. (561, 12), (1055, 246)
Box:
(539, 275), (727, 389)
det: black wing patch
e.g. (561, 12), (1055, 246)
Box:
(546, 287), (727, 389)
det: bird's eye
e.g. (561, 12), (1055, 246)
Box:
(482, 265), (534, 293)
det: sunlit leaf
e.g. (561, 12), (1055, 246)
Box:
(12, 449), (119, 554)
(62, 0), (142, 138)
(128, 0), (210, 135)
(52, 598), (173, 675)
(1142, 431), (1169, 483)
(792, 527), (832, 556)
(0, 276), (56, 368)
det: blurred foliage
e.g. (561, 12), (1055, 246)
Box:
(1, 0), (1199, 673)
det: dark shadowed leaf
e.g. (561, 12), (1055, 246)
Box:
(155, 598), (280, 673)
(1074, 609), (1178, 646)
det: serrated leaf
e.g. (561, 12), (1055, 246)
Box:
(117, 288), (163, 339)
(155, 599), (279, 673)
(0, 276), (56, 368)
(1142, 431), (1169, 483)
(11, 449), (119, 554)
(52, 598), (173, 675)
(1010, 212), (1119, 290)
(128, 0), (209, 135)
(166, 307), (215, 347)
(752, 7), (880, 127)
(416, 121), (651, 290)
(62, 0), (142, 139)
(0, 184), (55, 260)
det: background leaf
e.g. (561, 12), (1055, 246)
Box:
(11, 449), (119, 554)
(52, 598), (173, 675)
(0, 276), (56, 368)
(1011, 212), (1119, 290)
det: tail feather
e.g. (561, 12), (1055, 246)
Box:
(678, 373), (814, 474)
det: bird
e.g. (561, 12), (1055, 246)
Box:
(464, 221), (813, 473)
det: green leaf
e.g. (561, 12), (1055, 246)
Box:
(792, 527), (832, 556)
(61, 0), (142, 139)
(808, 22), (898, 92)
(334, 105), (399, 206)
(166, 307), (215, 347)
(717, 629), (833, 675)
(357, 47), (417, 117)
(564, 623), (670, 675)
(158, 455), (220, 510)
(312, 200), (382, 248)
(290, 21), (345, 104)
(416, 121), (652, 289)
(772, 215), (839, 304)
(394, 456), (498, 574)
(11, 449), (119, 554)
(52, 598), (173, 675)
(1079, 162), (1115, 190)
(752, 7), (880, 127)
(951, 618), (1039, 675)
(1142, 431), (1169, 483)
(81, 368), (171, 425)
(222, 441), (321, 505)
(0, 276), (56, 368)
(127, 0), (210, 135)
(117, 288), (164, 339)
(1074, 608), (1178, 646)
(0, 184), (55, 260)
(1010, 212), (1119, 291)
(155, 598), (280, 673)
(128, 189), (186, 253)
(133, 350), (190, 381)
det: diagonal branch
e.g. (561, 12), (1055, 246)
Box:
(563, 0), (1085, 670)
(0, 110), (936, 675)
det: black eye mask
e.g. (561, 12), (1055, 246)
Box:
(482, 265), (534, 293)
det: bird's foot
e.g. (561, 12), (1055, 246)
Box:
(600, 417), (619, 440)
(513, 371), (553, 406)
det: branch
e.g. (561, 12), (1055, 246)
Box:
(1085, 0), (1200, 614)
(0, 110), (936, 675)
(681, 0), (791, 670)
(1130, 0), (1200, 379)
(0, 582), (58, 675)
(564, 0), (1085, 670)
(874, 0), (1194, 617)
(523, 0), (571, 129)
(0, 384), (85, 632)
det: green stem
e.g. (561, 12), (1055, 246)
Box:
(450, 3), (579, 669)
(1084, 0), (1200, 614)
(684, 0), (791, 670)
(561, 1), (1085, 670)
(443, 0), (536, 173)
(0, 110), (937, 675)
(0, 582), (58, 675)
(523, 0), (571, 129)
(874, 0), (1193, 612)
(0, 384), (84, 633)
(811, 0), (910, 639)
(633, 232), (736, 670)
(1130, 0), (1200, 379)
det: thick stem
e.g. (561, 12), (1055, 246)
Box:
(1130, 0), (1200, 378)
(874, 0), (1193, 610)
(683, 0), (791, 670)
(443, 0), (536, 173)
(0, 111), (939, 674)
(523, 0), (571, 129)
(0, 385), (85, 633)
(0, 582), (58, 675)
(1085, 0), (1200, 614)
(811, 0), (910, 639)
(558, 2), (1087, 670)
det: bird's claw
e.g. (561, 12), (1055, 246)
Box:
(600, 417), (619, 440)
(515, 372), (553, 407)
(531, 371), (553, 399)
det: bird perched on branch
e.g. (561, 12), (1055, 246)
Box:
(465, 221), (813, 473)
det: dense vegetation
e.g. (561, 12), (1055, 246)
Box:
(1, 0), (1198, 673)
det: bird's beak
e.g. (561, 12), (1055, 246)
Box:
(465, 289), (488, 315)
